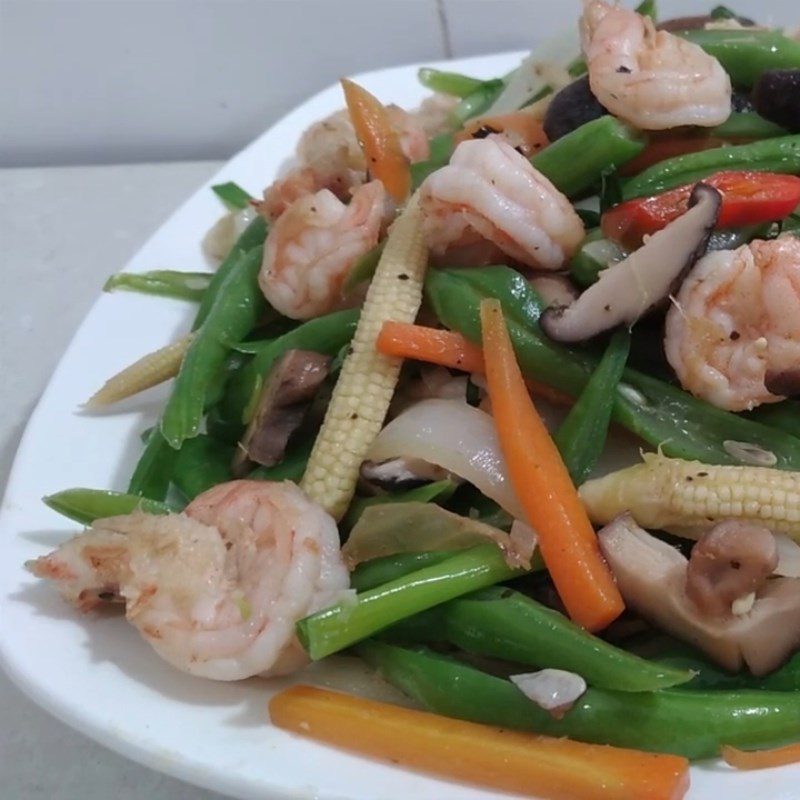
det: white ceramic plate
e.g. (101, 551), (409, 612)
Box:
(1, 51), (798, 800)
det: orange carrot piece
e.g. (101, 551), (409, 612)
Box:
(375, 321), (574, 406)
(457, 111), (550, 157)
(479, 298), (624, 631)
(341, 78), (410, 203)
(270, 685), (690, 800)
(377, 321), (486, 373)
(722, 743), (800, 770)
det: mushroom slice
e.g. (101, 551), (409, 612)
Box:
(232, 349), (331, 475)
(598, 514), (800, 675)
(529, 273), (579, 309)
(541, 184), (721, 343)
(359, 457), (454, 492)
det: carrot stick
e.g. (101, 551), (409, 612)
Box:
(376, 321), (573, 406)
(341, 78), (410, 203)
(479, 298), (624, 631)
(270, 685), (690, 800)
(722, 743), (800, 770)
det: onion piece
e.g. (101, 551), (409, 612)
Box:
(367, 399), (524, 520)
(342, 501), (535, 570)
(775, 533), (800, 578)
(511, 669), (587, 719)
(202, 205), (257, 262)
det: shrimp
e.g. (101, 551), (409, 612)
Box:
(580, 0), (731, 130)
(27, 480), (349, 681)
(420, 137), (584, 270)
(260, 106), (428, 221)
(259, 180), (389, 320)
(665, 235), (800, 412)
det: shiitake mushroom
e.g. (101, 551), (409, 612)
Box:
(753, 70), (800, 132)
(542, 75), (608, 142)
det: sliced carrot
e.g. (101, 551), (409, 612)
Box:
(341, 78), (410, 203)
(270, 685), (690, 800)
(456, 111), (550, 157)
(377, 321), (486, 373)
(479, 298), (624, 631)
(376, 321), (573, 406)
(722, 743), (800, 770)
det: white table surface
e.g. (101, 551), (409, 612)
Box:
(0, 161), (235, 799)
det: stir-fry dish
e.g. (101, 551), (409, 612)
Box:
(30, 1), (800, 797)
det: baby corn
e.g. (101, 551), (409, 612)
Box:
(580, 452), (800, 540)
(301, 196), (428, 520)
(84, 334), (193, 409)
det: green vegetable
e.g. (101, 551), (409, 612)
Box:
(161, 245), (267, 448)
(712, 111), (787, 140)
(103, 270), (211, 303)
(342, 241), (385, 293)
(410, 133), (456, 191)
(359, 641), (800, 759)
(193, 215), (267, 331)
(426, 266), (800, 469)
(128, 429), (179, 500)
(172, 435), (234, 501)
(452, 79), (505, 123)
(624, 136), (800, 199)
(749, 400), (800, 438)
(677, 29), (800, 88)
(341, 480), (457, 532)
(555, 330), (630, 484)
(350, 551), (461, 593)
(211, 181), (253, 210)
(417, 68), (485, 98)
(296, 544), (524, 661)
(709, 4), (737, 19)
(388, 587), (693, 691)
(532, 116), (645, 198)
(43, 488), (173, 525)
(569, 229), (628, 287)
(634, 0), (656, 20)
(223, 308), (359, 426)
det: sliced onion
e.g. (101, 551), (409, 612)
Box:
(511, 669), (587, 719)
(368, 399), (524, 520)
(342, 501), (535, 570)
(202, 205), (257, 262)
(774, 533), (800, 578)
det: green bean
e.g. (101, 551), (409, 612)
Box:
(350, 551), (461, 593)
(555, 330), (630, 484)
(128, 429), (178, 500)
(425, 265), (800, 469)
(417, 68), (485, 98)
(623, 136), (800, 199)
(211, 181), (253, 210)
(296, 544), (524, 661)
(161, 245), (267, 448)
(531, 116), (645, 198)
(410, 133), (456, 191)
(222, 308), (359, 426)
(193, 215), (267, 330)
(359, 641), (800, 759)
(569, 229), (628, 287)
(712, 111), (787, 140)
(341, 480), (457, 532)
(388, 587), (693, 691)
(452, 79), (505, 124)
(171, 435), (234, 501)
(43, 488), (173, 525)
(749, 399), (800, 438)
(103, 270), (211, 302)
(634, 0), (656, 20)
(677, 29), (800, 88)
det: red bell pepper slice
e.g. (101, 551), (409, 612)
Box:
(603, 171), (800, 249)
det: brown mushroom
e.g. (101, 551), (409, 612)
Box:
(232, 349), (331, 476)
(686, 521), (778, 617)
(529, 274), (579, 309)
(598, 513), (800, 675)
(765, 368), (800, 398)
(657, 14), (756, 32)
(540, 185), (721, 343)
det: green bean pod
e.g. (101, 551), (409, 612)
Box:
(417, 68), (486, 98)
(452, 79), (505, 123)
(350, 551), (461, 593)
(555, 329), (630, 484)
(296, 545), (524, 661)
(531, 116), (645, 198)
(359, 641), (800, 759)
(171, 434), (234, 501)
(425, 265), (800, 469)
(711, 111), (787, 140)
(410, 133), (456, 191)
(43, 488), (173, 525)
(128, 429), (179, 500)
(677, 29), (800, 88)
(623, 135), (800, 199)
(103, 270), (211, 302)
